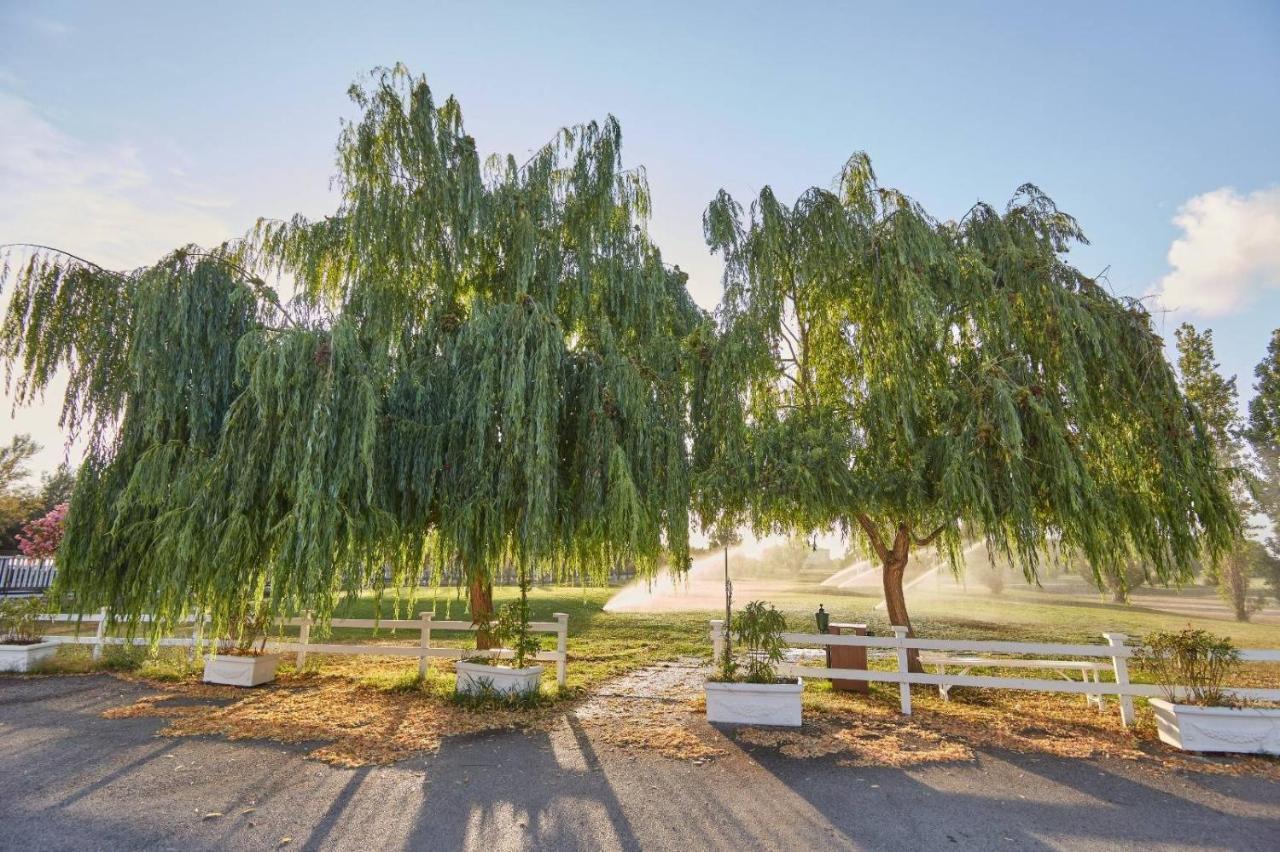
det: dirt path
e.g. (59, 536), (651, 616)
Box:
(570, 658), (723, 761)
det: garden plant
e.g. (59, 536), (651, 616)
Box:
(1136, 628), (1242, 707)
(0, 595), (48, 646)
(718, 600), (789, 684)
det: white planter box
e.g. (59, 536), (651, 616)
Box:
(203, 653), (280, 687)
(455, 660), (543, 697)
(705, 678), (803, 727)
(0, 640), (59, 673)
(1149, 698), (1280, 755)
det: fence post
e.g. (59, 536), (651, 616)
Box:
(92, 607), (107, 661)
(710, 619), (724, 663)
(892, 626), (912, 715)
(418, 611), (433, 678)
(188, 612), (204, 662)
(1103, 632), (1134, 726)
(296, 611), (312, 670)
(553, 612), (569, 688)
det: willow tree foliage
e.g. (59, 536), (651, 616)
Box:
(0, 66), (704, 640)
(695, 154), (1238, 662)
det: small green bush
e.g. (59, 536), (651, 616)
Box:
(718, 600), (789, 684)
(1135, 628), (1241, 706)
(0, 595), (49, 644)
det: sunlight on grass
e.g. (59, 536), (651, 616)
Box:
(22, 581), (1279, 694)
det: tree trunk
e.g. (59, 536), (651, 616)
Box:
(469, 575), (496, 649)
(1221, 552), (1251, 622)
(880, 525), (923, 673)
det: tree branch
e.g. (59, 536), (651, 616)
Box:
(912, 523), (950, 548)
(0, 243), (118, 274)
(1, 243), (301, 329)
(856, 513), (889, 562)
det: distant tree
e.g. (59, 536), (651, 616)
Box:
(1248, 328), (1280, 446)
(0, 435), (38, 491)
(706, 527), (743, 551)
(1246, 328), (1280, 597)
(37, 463), (76, 514)
(1070, 554), (1148, 603)
(1175, 324), (1255, 620)
(975, 558), (1006, 596)
(695, 155), (1238, 668)
(0, 435), (41, 552)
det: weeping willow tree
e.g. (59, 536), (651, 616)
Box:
(695, 154), (1239, 668)
(0, 66), (704, 642)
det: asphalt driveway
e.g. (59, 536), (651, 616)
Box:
(1, 675), (1276, 851)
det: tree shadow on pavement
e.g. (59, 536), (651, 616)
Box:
(738, 731), (1280, 851)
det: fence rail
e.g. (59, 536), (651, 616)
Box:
(710, 620), (1280, 726)
(36, 610), (571, 687)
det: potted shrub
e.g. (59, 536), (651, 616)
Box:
(705, 600), (802, 727)
(1137, 628), (1280, 755)
(0, 596), (59, 673)
(456, 572), (543, 699)
(202, 604), (279, 687)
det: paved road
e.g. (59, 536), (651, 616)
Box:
(1, 675), (1277, 851)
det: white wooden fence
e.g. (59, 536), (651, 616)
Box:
(710, 620), (1280, 726)
(37, 610), (571, 687)
(279, 612), (570, 687)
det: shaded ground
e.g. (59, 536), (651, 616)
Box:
(3, 673), (1278, 851)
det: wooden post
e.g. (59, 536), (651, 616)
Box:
(92, 607), (107, 661)
(892, 626), (912, 715)
(188, 612), (204, 662)
(1103, 632), (1134, 726)
(554, 612), (568, 688)
(296, 611), (312, 670)
(418, 611), (433, 678)
(710, 619), (725, 663)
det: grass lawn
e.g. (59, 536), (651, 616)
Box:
(324, 585), (712, 693)
(788, 583), (1280, 644)
(33, 579), (1279, 694)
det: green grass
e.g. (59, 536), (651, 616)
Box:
(719, 584), (1278, 647)
(22, 642), (201, 680)
(16, 580), (1278, 695)
(322, 586), (710, 692)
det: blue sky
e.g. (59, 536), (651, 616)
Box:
(2, 1), (1279, 475)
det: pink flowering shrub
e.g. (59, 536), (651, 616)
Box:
(17, 502), (68, 559)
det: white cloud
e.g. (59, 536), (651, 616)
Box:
(0, 91), (239, 475)
(1153, 185), (1280, 317)
(0, 91), (236, 269)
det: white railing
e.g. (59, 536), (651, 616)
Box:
(710, 620), (1280, 726)
(279, 612), (570, 687)
(37, 610), (571, 688)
